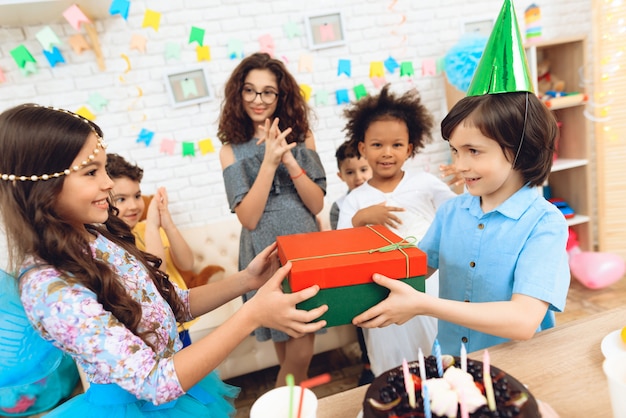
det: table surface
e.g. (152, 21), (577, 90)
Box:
(317, 306), (626, 417)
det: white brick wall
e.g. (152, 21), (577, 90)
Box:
(0, 0), (592, 270)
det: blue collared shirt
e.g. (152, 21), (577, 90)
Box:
(419, 185), (570, 355)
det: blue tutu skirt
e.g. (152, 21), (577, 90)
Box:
(43, 371), (240, 417)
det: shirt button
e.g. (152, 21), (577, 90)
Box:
(469, 261), (476, 268)
(462, 337), (468, 343)
(478, 223), (484, 230)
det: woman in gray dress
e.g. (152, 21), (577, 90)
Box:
(217, 53), (326, 387)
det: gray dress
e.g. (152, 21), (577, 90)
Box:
(223, 139), (326, 342)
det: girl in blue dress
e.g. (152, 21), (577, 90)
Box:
(0, 104), (327, 417)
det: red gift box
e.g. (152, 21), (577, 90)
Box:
(276, 225), (427, 292)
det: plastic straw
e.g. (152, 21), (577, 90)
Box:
(286, 373), (295, 418)
(296, 373), (331, 418)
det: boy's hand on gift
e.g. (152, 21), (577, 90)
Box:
(352, 273), (426, 328)
(248, 261), (328, 338)
(353, 202), (404, 229)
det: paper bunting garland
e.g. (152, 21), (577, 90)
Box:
(109, 0), (130, 20)
(338, 59), (351, 77)
(384, 56), (399, 73)
(189, 27), (205, 46)
(10, 45), (36, 68)
(315, 90), (329, 106)
(182, 142), (195, 156)
(36, 27), (61, 50)
(137, 129), (155, 146)
(227, 39), (244, 59)
(68, 34), (91, 54)
(43, 47), (65, 67)
(88, 92), (108, 112)
(160, 138), (176, 155)
(142, 9), (161, 31)
(165, 42), (181, 60)
(336, 89), (350, 104)
(129, 34), (147, 53)
(20, 62), (38, 76)
(75, 106), (95, 121)
(369, 62), (384, 78)
(353, 84), (367, 100)
(422, 58), (437, 76)
(198, 139), (215, 155)
(299, 54), (313, 72)
(300, 84), (312, 102)
(63, 4), (90, 31)
(196, 45), (211, 62)
(259, 34), (275, 57)
(284, 21), (301, 39)
(400, 61), (414, 77)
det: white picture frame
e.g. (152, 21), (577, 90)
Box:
(462, 18), (494, 37)
(304, 11), (346, 50)
(164, 66), (214, 108)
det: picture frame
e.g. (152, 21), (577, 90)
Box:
(461, 18), (494, 37)
(304, 11), (346, 50)
(164, 66), (214, 108)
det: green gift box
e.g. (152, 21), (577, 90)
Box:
(277, 225), (427, 327)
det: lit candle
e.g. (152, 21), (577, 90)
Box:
(433, 339), (443, 377)
(418, 347), (427, 382)
(402, 358), (416, 408)
(483, 350), (496, 411)
(423, 383), (432, 418)
(461, 342), (467, 373)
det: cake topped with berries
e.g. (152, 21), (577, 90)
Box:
(363, 355), (539, 418)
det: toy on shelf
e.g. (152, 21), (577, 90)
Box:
(537, 59), (565, 98)
(567, 228), (625, 289)
(549, 198), (575, 219)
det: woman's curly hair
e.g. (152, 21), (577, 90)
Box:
(217, 52), (311, 145)
(342, 84), (434, 158)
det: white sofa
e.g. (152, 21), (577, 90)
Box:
(181, 216), (357, 380)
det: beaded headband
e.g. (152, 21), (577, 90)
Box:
(0, 105), (107, 182)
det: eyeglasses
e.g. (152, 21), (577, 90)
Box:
(241, 86), (279, 104)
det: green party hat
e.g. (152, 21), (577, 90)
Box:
(466, 0), (534, 96)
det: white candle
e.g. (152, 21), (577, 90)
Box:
(461, 342), (467, 373)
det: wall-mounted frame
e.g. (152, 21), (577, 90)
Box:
(164, 66), (214, 108)
(461, 18), (494, 37)
(304, 11), (346, 50)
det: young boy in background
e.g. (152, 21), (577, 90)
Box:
(106, 153), (197, 347)
(330, 140), (374, 385)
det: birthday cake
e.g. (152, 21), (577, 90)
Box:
(362, 355), (539, 418)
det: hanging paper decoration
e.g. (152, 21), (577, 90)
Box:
(258, 34), (275, 57)
(227, 39), (244, 59)
(189, 27), (205, 46)
(422, 58), (437, 76)
(20, 62), (38, 76)
(68, 34), (91, 54)
(400, 61), (414, 77)
(63, 4), (90, 31)
(371, 76), (387, 89)
(10, 45), (36, 69)
(196, 45), (210, 62)
(165, 42), (181, 60)
(300, 84), (312, 102)
(43, 47), (65, 67)
(337, 59), (351, 77)
(75, 106), (95, 121)
(298, 54), (313, 72)
(284, 21), (301, 39)
(369, 62), (384, 78)
(182, 142), (195, 156)
(335, 89), (350, 104)
(136, 129), (154, 146)
(36, 27), (61, 50)
(525, 4), (542, 41)
(198, 139), (215, 155)
(160, 138), (176, 155)
(353, 84), (367, 100)
(87, 92), (108, 112)
(142, 9), (161, 31)
(384, 56), (399, 74)
(109, 0), (131, 20)
(129, 34), (147, 53)
(314, 90), (329, 106)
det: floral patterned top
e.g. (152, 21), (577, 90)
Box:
(19, 233), (194, 405)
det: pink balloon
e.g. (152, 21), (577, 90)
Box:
(569, 252), (625, 289)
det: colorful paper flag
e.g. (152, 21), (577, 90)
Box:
(68, 34), (91, 54)
(314, 90), (329, 106)
(369, 61), (384, 78)
(63, 4), (90, 31)
(298, 54), (313, 73)
(196, 45), (210, 61)
(284, 21), (300, 39)
(198, 138), (215, 154)
(259, 34), (275, 57)
(160, 138), (176, 155)
(129, 34), (147, 53)
(353, 84), (367, 100)
(300, 84), (312, 102)
(43, 47), (65, 67)
(337, 59), (351, 77)
(189, 27), (205, 46)
(227, 39), (244, 59)
(109, 0), (130, 20)
(136, 128), (154, 146)
(87, 92), (108, 112)
(10, 45), (36, 68)
(384, 56), (399, 73)
(142, 9), (161, 31)
(165, 42), (181, 60)
(75, 106), (95, 121)
(336, 89), (350, 104)
(36, 26), (61, 50)
(400, 61), (414, 77)
(422, 58), (436, 76)
(182, 142), (195, 156)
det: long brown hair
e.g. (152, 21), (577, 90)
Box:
(0, 104), (185, 349)
(217, 52), (311, 145)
